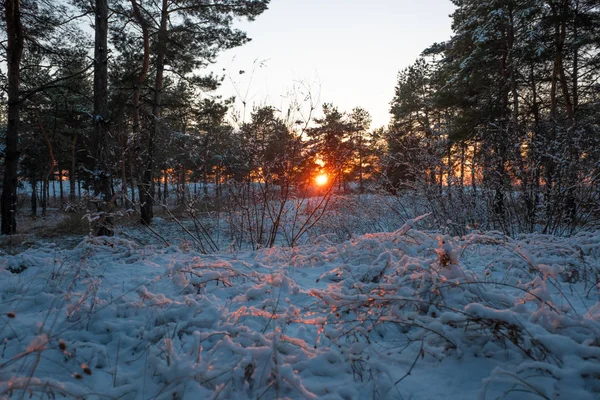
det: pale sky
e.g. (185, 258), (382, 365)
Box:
(210, 0), (457, 129)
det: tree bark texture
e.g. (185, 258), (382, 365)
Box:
(1, 0), (24, 234)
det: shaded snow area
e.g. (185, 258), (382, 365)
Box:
(1, 225), (599, 399)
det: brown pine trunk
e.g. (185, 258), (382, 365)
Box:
(93, 0), (113, 236)
(140, 0), (168, 225)
(1, 0), (24, 234)
(203, 153), (209, 195)
(59, 169), (64, 202)
(459, 144), (465, 187)
(119, 135), (129, 207)
(358, 134), (364, 194)
(157, 177), (162, 203)
(70, 134), (77, 201)
(562, 1), (579, 226)
(163, 169), (168, 204)
(93, 0), (110, 200)
(180, 164), (186, 203)
(42, 179), (48, 217)
(130, 178), (136, 204)
(31, 178), (37, 217)
(471, 141), (477, 194)
(130, 0), (150, 213)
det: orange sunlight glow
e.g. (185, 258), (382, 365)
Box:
(315, 174), (328, 186)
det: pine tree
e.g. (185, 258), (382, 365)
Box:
(1, 0), (90, 233)
(387, 0), (600, 234)
(348, 107), (372, 193)
(306, 104), (355, 191)
(124, 0), (271, 225)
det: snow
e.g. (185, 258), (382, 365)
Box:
(1, 220), (599, 399)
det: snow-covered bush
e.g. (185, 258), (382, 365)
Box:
(1, 222), (598, 399)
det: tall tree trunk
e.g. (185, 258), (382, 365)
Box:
(563, 0), (579, 226)
(140, 0), (168, 225)
(94, 0), (110, 198)
(130, 0), (150, 212)
(157, 177), (162, 203)
(1, 0), (24, 234)
(36, 113), (56, 218)
(358, 134), (364, 194)
(130, 177), (136, 204)
(119, 136), (128, 207)
(571, 0), (579, 115)
(459, 143), (465, 187)
(93, 0), (113, 236)
(556, 3), (574, 122)
(163, 168), (168, 204)
(215, 164), (221, 198)
(42, 179), (48, 217)
(471, 141), (477, 195)
(203, 152), (209, 195)
(59, 169), (64, 202)
(31, 177), (37, 217)
(180, 164), (186, 204)
(70, 134), (77, 201)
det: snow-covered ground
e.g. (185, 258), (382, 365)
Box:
(1, 217), (599, 399)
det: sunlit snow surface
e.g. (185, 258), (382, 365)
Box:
(1, 222), (599, 399)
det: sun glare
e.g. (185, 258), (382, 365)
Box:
(315, 174), (328, 186)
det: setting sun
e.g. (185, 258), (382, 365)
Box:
(315, 174), (328, 186)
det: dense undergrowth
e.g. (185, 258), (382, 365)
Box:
(1, 215), (599, 399)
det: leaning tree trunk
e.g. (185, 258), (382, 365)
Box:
(1, 0), (24, 234)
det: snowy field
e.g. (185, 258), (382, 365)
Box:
(1, 216), (599, 399)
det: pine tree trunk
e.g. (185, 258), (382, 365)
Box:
(157, 179), (162, 204)
(358, 135), (364, 194)
(460, 144), (465, 187)
(42, 179), (48, 217)
(219, 166), (224, 199)
(564, 2), (579, 227)
(471, 141), (477, 195)
(94, 0), (110, 200)
(130, 0), (150, 216)
(120, 137), (129, 208)
(130, 178), (136, 204)
(163, 169), (168, 204)
(1, 0), (24, 234)
(203, 155), (209, 195)
(181, 164), (186, 203)
(59, 169), (64, 202)
(140, 0), (168, 225)
(93, 0), (113, 236)
(70, 134), (77, 201)
(31, 178), (37, 217)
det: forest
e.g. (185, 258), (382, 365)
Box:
(1, 1), (600, 399)
(1, 0), (599, 238)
